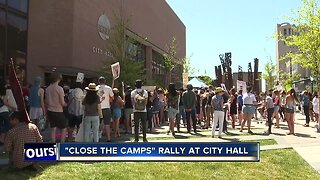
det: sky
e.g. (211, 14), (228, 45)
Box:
(166, 0), (304, 78)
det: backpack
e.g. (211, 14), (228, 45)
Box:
(134, 90), (147, 110)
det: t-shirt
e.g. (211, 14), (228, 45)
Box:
(266, 96), (274, 109)
(124, 92), (133, 109)
(97, 85), (114, 109)
(68, 88), (84, 116)
(131, 89), (148, 113)
(45, 84), (65, 112)
(237, 94), (243, 108)
(6, 89), (17, 110)
(211, 95), (224, 111)
(313, 97), (319, 114)
(242, 93), (256, 105)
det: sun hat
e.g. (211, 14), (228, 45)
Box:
(113, 88), (119, 93)
(215, 87), (224, 94)
(85, 83), (98, 91)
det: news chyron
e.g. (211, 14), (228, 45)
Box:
(24, 142), (260, 162)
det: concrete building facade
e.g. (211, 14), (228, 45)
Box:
(1, 0), (186, 87)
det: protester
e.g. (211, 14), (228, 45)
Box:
(308, 92), (314, 122)
(200, 89), (207, 126)
(229, 88), (237, 129)
(166, 83), (179, 136)
(285, 88), (299, 135)
(237, 90), (243, 125)
(176, 88), (185, 131)
(0, 82), (10, 144)
(146, 91), (153, 132)
(240, 86), (257, 134)
(312, 92), (319, 123)
(211, 87), (225, 138)
(5, 85), (17, 112)
(279, 90), (287, 121)
(67, 82), (84, 142)
(221, 91), (229, 132)
(195, 90), (201, 124)
(273, 90), (281, 128)
(5, 111), (42, 170)
(111, 88), (124, 137)
(152, 90), (161, 128)
(82, 83), (102, 142)
(158, 88), (166, 124)
(205, 86), (214, 129)
(123, 85), (133, 134)
(45, 73), (67, 143)
(301, 90), (310, 127)
(28, 77), (46, 130)
(265, 89), (275, 134)
(131, 80), (148, 142)
(183, 84), (197, 134)
(97, 77), (114, 142)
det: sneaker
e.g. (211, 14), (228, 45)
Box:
(99, 131), (103, 139)
(211, 135), (215, 138)
(218, 135), (222, 138)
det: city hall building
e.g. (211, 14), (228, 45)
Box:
(0, 0), (186, 86)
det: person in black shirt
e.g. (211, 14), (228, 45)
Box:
(222, 92), (229, 132)
(176, 88), (186, 131)
(147, 91), (153, 132)
(123, 86), (133, 134)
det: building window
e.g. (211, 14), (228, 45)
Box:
(126, 37), (146, 63)
(8, 0), (28, 13)
(283, 29), (287, 36)
(152, 50), (165, 86)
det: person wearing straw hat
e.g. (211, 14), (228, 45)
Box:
(211, 87), (225, 138)
(82, 83), (103, 142)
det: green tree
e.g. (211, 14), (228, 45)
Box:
(101, 11), (145, 87)
(279, 71), (301, 86)
(280, 0), (320, 86)
(163, 37), (178, 86)
(262, 58), (277, 90)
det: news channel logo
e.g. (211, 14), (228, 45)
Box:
(24, 143), (57, 161)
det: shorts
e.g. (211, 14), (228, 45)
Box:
(102, 108), (112, 125)
(124, 108), (133, 121)
(168, 107), (179, 119)
(243, 105), (256, 114)
(0, 111), (10, 133)
(230, 108), (237, 115)
(112, 108), (122, 120)
(152, 111), (159, 114)
(274, 105), (280, 112)
(68, 115), (83, 128)
(286, 108), (294, 114)
(29, 107), (44, 120)
(47, 111), (67, 129)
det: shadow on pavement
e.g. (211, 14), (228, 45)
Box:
(272, 132), (286, 136)
(294, 133), (316, 138)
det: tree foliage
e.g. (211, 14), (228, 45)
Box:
(262, 58), (277, 90)
(101, 12), (145, 87)
(280, 0), (320, 81)
(163, 37), (178, 72)
(279, 71), (301, 86)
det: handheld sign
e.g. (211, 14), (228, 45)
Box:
(76, 73), (84, 83)
(111, 62), (120, 80)
(237, 80), (247, 93)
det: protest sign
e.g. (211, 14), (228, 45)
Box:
(76, 73), (84, 83)
(237, 80), (247, 93)
(111, 62), (120, 80)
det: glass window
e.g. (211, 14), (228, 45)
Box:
(283, 29), (287, 36)
(126, 37), (146, 62)
(7, 13), (27, 83)
(8, 0), (28, 13)
(0, 10), (5, 81)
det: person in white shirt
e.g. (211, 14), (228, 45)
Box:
(131, 80), (148, 142)
(240, 86), (257, 134)
(313, 92), (319, 124)
(97, 77), (114, 142)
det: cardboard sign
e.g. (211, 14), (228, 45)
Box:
(76, 73), (84, 83)
(182, 73), (189, 88)
(237, 80), (247, 93)
(111, 62), (120, 80)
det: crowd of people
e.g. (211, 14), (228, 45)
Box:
(1, 72), (320, 170)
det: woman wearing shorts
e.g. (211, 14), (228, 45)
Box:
(229, 88), (237, 129)
(240, 86), (257, 134)
(166, 83), (179, 136)
(111, 88), (124, 137)
(285, 88), (299, 135)
(273, 90), (281, 128)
